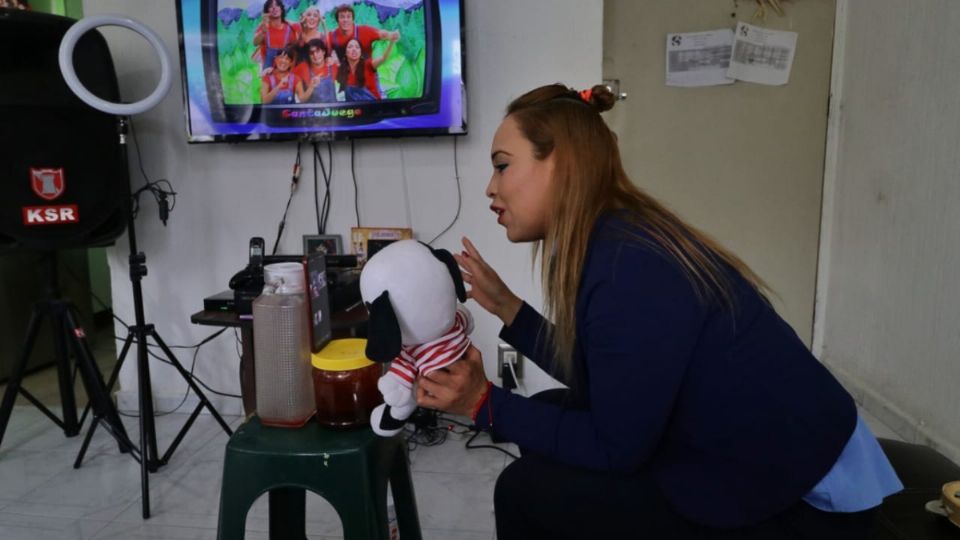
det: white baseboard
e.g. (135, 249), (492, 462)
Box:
(824, 359), (960, 466)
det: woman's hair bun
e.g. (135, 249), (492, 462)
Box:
(585, 84), (616, 113)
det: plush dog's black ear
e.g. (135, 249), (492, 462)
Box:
(365, 290), (402, 362)
(421, 242), (467, 302)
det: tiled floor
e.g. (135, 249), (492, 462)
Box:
(0, 331), (903, 540)
(0, 404), (510, 539)
(0, 328), (512, 539)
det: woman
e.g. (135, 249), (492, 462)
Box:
(253, 0), (299, 73)
(335, 36), (395, 101)
(260, 45), (297, 105)
(416, 84), (903, 539)
(297, 5), (329, 50)
(295, 38), (338, 104)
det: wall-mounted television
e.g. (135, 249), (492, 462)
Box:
(175, 0), (466, 142)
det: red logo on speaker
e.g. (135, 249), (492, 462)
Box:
(22, 205), (80, 226)
(30, 168), (66, 201)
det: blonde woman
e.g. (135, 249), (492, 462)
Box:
(416, 84), (902, 539)
(298, 5), (329, 48)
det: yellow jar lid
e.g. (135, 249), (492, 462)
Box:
(311, 338), (376, 371)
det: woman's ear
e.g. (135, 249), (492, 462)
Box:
(364, 290), (401, 362)
(424, 244), (467, 302)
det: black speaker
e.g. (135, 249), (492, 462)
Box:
(0, 9), (127, 252)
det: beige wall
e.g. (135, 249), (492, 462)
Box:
(603, 0), (836, 344)
(819, 0), (960, 462)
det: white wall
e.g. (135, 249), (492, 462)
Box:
(819, 0), (960, 461)
(80, 0), (603, 414)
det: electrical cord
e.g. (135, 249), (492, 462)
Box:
(271, 141), (302, 255)
(313, 141), (333, 234)
(507, 359), (526, 396)
(428, 136), (463, 245)
(233, 328), (243, 362)
(408, 413), (521, 460)
(114, 326), (242, 399)
(350, 139), (361, 227)
(465, 429), (520, 460)
(129, 118), (177, 226)
(118, 337), (201, 417)
(62, 260), (242, 401)
(404, 423), (448, 453)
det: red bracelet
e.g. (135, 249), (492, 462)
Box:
(470, 381), (494, 426)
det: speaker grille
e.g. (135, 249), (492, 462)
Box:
(0, 9), (128, 252)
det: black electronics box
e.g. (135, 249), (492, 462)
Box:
(328, 269), (361, 312)
(306, 252), (333, 352)
(203, 290), (236, 312)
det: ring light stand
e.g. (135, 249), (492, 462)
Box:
(59, 15), (232, 519)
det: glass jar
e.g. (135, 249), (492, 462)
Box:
(311, 338), (383, 429)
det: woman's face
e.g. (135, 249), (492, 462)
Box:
(303, 10), (320, 29)
(309, 46), (325, 65)
(346, 40), (361, 61)
(487, 115), (554, 242)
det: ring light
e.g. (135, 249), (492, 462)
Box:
(58, 15), (172, 116)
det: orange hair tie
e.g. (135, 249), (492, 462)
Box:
(579, 88), (593, 104)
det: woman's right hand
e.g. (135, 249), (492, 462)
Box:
(454, 237), (522, 326)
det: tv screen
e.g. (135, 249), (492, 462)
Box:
(175, 0), (466, 142)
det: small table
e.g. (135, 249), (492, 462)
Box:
(190, 301), (368, 416)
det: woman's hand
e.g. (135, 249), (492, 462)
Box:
(454, 237), (522, 326)
(416, 345), (488, 417)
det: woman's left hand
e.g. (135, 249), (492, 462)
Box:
(416, 345), (488, 417)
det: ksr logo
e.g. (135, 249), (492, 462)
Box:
(30, 167), (66, 201)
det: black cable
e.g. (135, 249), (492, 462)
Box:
(233, 328), (243, 362)
(111, 327), (243, 401)
(438, 414), (473, 430)
(465, 429), (520, 460)
(428, 136), (463, 245)
(313, 142), (322, 234)
(325, 141), (334, 232)
(271, 142), (302, 255)
(119, 337), (201, 417)
(402, 412), (520, 459)
(63, 261), (242, 400)
(129, 118), (177, 226)
(350, 139), (360, 227)
(314, 142), (333, 234)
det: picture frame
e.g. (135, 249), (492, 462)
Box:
(303, 234), (343, 257)
(350, 227), (414, 265)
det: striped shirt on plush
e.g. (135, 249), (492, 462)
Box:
(387, 307), (472, 389)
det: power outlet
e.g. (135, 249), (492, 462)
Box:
(497, 343), (523, 380)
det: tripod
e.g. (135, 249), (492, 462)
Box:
(71, 116), (234, 519)
(0, 253), (136, 458)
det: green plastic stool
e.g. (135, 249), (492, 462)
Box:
(216, 416), (422, 540)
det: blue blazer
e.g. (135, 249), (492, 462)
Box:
(475, 211), (856, 528)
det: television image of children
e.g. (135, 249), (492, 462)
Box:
(261, 45), (298, 104)
(329, 4), (400, 101)
(295, 38), (338, 104)
(336, 35), (396, 101)
(0, 0), (30, 9)
(253, 1), (402, 105)
(253, 0), (301, 74)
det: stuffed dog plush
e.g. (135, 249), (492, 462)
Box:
(360, 240), (474, 436)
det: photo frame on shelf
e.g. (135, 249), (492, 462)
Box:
(303, 234), (343, 257)
(350, 227), (414, 265)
